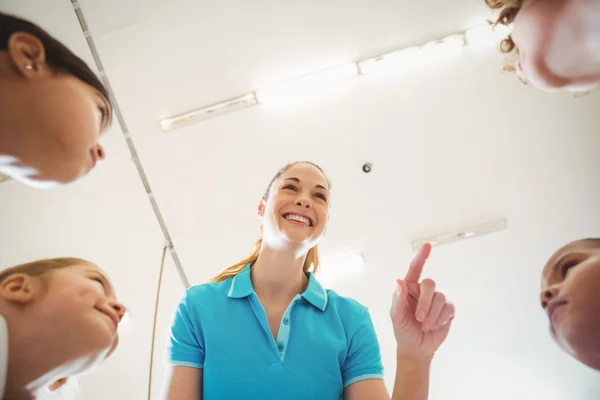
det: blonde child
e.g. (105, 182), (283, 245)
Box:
(486, 0), (600, 92)
(540, 238), (600, 371)
(0, 258), (125, 399)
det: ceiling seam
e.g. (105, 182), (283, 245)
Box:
(71, 0), (191, 288)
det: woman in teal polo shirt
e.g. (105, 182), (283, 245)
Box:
(163, 161), (455, 400)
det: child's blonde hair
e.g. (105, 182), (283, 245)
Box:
(0, 257), (92, 284)
(485, 0), (523, 73)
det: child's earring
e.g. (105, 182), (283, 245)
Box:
(24, 64), (33, 70)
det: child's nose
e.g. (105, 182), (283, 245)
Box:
(95, 143), (105, 161)
(540, 286), (559, 309)
(111, 301), (126, 322)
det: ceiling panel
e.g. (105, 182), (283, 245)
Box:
(128, 46), (600, 398)
(78, 0), (491, 142)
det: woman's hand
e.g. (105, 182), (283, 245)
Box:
(390, 243), (455, 359)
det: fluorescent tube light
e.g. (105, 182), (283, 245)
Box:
(411, 218), (507, 251)
(158, 20), (510, 128)
(358, 46), (421, 74)
(160, 93), (257, 132)
(255, 62), (359, 104)
(419, 34), (466, 63)
(359, 34), (465, 74)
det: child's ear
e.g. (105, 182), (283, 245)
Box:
(49, 378), (68, 391)
(7, 32), (50, 77)
(0, 273), (41, 304)
(257, 200), (265, 218)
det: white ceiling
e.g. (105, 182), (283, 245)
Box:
(1, 1), (600, 399)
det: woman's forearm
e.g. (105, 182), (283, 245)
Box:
(391, 350), (433, 400)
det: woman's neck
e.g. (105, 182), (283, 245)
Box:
(251, 245), (309, 304)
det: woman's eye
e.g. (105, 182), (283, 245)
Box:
(282, 185), (298, 191)
(315, 193), (327, 201)
(98, 106), (109, 126)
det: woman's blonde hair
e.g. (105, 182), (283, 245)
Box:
(210, 161), (331, 283)
(485, 0), (523, 73)
(0, 257), (92, 284)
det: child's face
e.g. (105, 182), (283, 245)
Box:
(541, 240), (600, 370)
(0, 32), (111, 188)
(36, 263), (125, 372)
(511, 0), (600, 92)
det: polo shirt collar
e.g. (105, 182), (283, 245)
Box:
(227, 263), (328, 311)
(227, 263), (254, 299)
(301, 272), (328, 311)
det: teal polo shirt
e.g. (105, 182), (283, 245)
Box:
(166, 263), (384, 400)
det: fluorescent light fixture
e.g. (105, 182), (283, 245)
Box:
(160, 93), (257, 132)
(255, 62), (359, 104)
(358, 46), (421, 74)
(0, 173), (10, 184)
(419, 34), (466, 63)
(359, 34), (465, 75)
(157, 20), (508, 127)
(317, 252), (365, 285)
(411, 218), (507, 251)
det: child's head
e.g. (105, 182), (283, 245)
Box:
(541, 238), (600, 370)
(484, 0), (522, 54)
(0, 258), (125, 395)
(485, 0), (598, 92)
(0, 12), (112, 188)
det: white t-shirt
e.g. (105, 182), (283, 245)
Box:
(0, 314), (8, 398)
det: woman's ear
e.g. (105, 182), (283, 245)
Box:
(7, 32), (48, 77)
(0, 273), (42, 304)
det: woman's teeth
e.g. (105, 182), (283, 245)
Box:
(285, 214), (311, 226)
